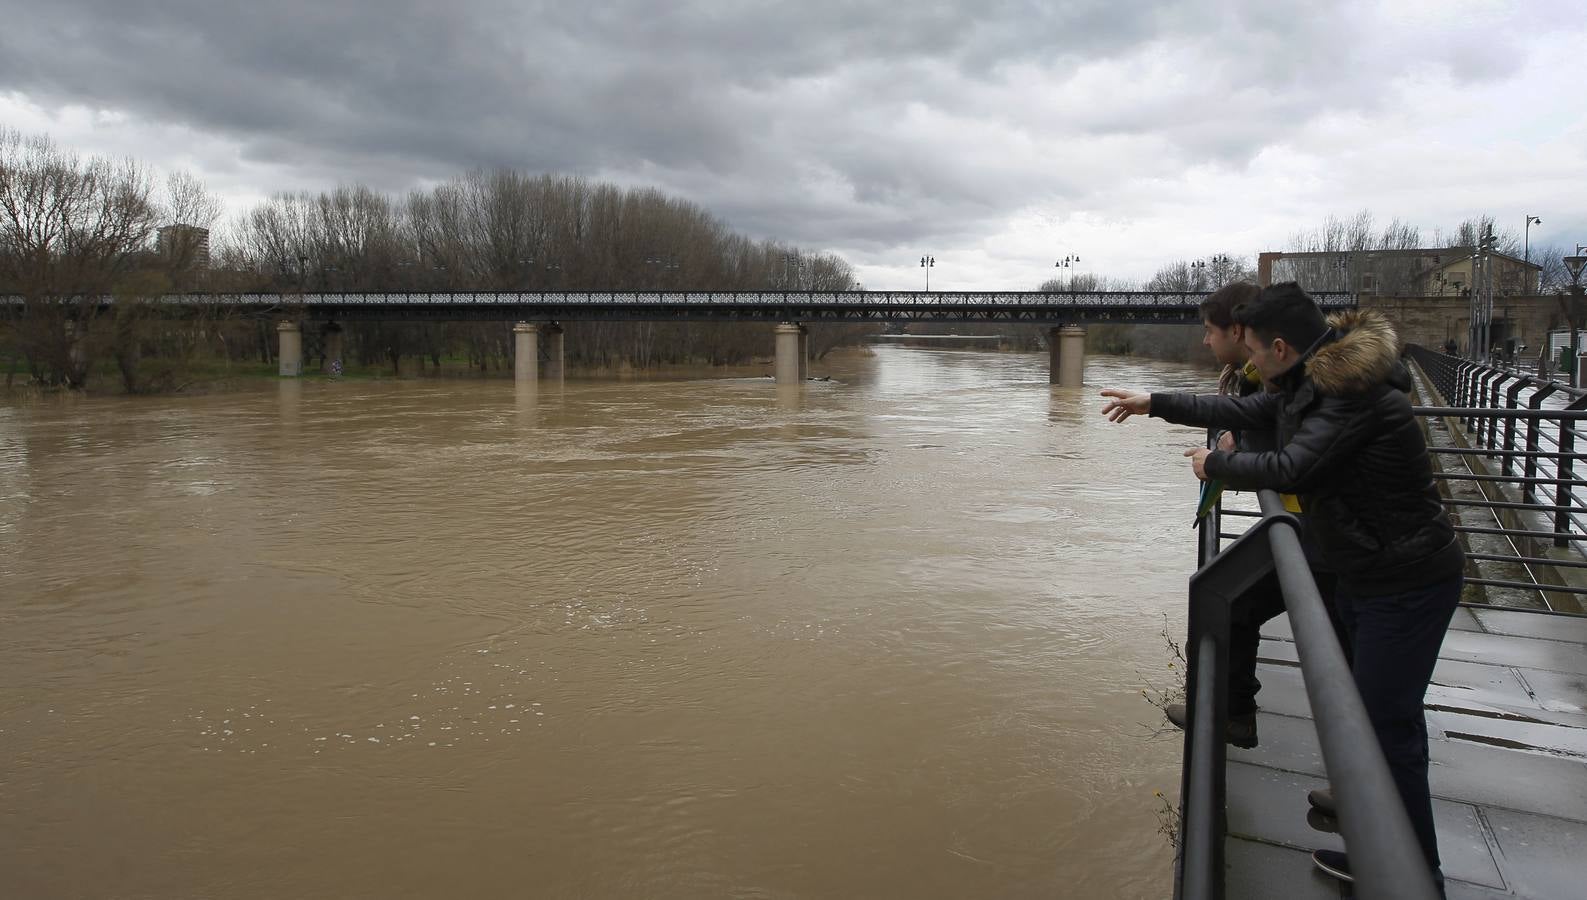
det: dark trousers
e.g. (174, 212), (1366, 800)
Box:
(1333, 575), (1463, 872)
(1228, 569), (1344, 716)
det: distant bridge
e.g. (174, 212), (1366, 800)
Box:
(3, 289), (1354, 325)
(5, 289), (1355, 386)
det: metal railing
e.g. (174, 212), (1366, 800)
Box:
(1176, 347), (1587, 899)
(1407, 346), (1587, 602)
(0, 289), (1357, 309)
(1178, 491), (1440, 900)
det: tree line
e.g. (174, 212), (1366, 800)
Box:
(0, 128), (863, 392)
(5, 124), (1575, 387)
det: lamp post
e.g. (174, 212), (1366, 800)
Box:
(646, 253), (680, 288)
(1054, 254), (1079, 289)
(920, 255), (935, 291)
(1525, 215), (1542, 293)
(1566, 252), (1587, 386)
(783, 253), (804, 290)
(1468, 228), (1499, 363)
(1334, 253), (1351, 295)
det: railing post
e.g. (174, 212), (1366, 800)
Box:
(1467, 368), (1488, 438)
(1523, 384), (1559, 503)
(1461, 363), (1480, 413)
(1466, 368), (1493, 433)
(1486, 373), (1513, 449)
(1554, 396), (1587, 547)
(1502, 378), (1530, 475)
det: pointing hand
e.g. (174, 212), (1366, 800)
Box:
(1100, 388), (1150, 423)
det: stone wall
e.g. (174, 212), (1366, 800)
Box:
(1360, 294), (1565, 358)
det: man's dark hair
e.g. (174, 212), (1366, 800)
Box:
(1233, 281), (1328, 349)
(1199, 281), (1261, 328)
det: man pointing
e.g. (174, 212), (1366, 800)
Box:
(1101, 282), (1463, 892)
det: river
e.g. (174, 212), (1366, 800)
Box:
(1, 346), (1216, 899)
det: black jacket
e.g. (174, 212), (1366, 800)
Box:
(1152, 311), (1463, 593)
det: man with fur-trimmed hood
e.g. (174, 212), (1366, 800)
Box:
(1100, 282), (1463, 892)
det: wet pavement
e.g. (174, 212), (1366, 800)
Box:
(1226, 606), (1587, 898)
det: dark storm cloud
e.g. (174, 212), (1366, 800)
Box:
(0, 0), (1544, 251)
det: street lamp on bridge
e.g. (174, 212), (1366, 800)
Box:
(1055, 254), (1080, 289)
(1189, 255), (1228, 291)
(920, 255), (935, 291)
(783, 253), (804, 290)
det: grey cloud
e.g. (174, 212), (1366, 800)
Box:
(0, 0), (1558, 256)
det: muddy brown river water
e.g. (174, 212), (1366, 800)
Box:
(1, 347), (1217, 899)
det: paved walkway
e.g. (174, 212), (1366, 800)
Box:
(1226, 606), (1587, 899)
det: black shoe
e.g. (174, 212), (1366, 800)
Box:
(1311, 848), (1352, 883)
(1307, 787), (1336, 817)
(1163, 703), (1259, 749)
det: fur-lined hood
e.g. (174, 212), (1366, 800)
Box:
(1305, 309), (1401, 396)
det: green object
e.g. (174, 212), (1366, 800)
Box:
(1195, 478), (1225, 525)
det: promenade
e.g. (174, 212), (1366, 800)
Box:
(1228, 607), (1586, 899)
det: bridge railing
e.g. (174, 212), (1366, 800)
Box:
(0, 289), (1358, 309)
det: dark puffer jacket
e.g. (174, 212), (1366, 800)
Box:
(1151, 310), (1463, 593)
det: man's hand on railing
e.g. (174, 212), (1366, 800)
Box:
(1099, 388), (1151, 422)
(1183, 446), (1212, 480)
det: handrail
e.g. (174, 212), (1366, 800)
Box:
(1176, 350), (1587, 898)
(1407, 345), (1587, 552)
(1177, 492), (1440, 900)
(1256, 492), (1441, 900)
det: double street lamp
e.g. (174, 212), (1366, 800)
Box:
(783, 253), (805, 290)
(1189, 255), (1229, 290)
(920, 255), (935, 291)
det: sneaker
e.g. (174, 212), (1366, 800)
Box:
(1163, 703), (1259, 749)
(1311, 848), (1352, 883)
(1307, 787), (1336, 817)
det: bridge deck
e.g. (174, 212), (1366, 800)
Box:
(1224, 607), (1587, 899)
(3, 290), (1353, 324)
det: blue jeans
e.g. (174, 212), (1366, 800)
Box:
(1332, 575), (1463, 872)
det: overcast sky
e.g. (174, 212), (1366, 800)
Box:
(1, 0), (1582, 290)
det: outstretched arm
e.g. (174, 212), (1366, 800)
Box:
(1149, 390), (1280, 431)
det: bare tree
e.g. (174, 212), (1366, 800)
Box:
(0, 128), (160, 388)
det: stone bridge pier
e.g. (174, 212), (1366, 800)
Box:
(774, 322), (809, 384)
(514, 322), (565, 382)
(278, 321), (303, 376)
(1048, 325), (1087, 387)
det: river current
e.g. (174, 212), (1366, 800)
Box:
(1, 346), (1215, 899)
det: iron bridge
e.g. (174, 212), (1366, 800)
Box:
(2, 290), (1356, 324)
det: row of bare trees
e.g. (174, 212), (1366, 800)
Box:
(0, 128), (243, 391)
(0, 128), (229, 389)
(220, 171), (862, 374)
(0, 127), (867, 390)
